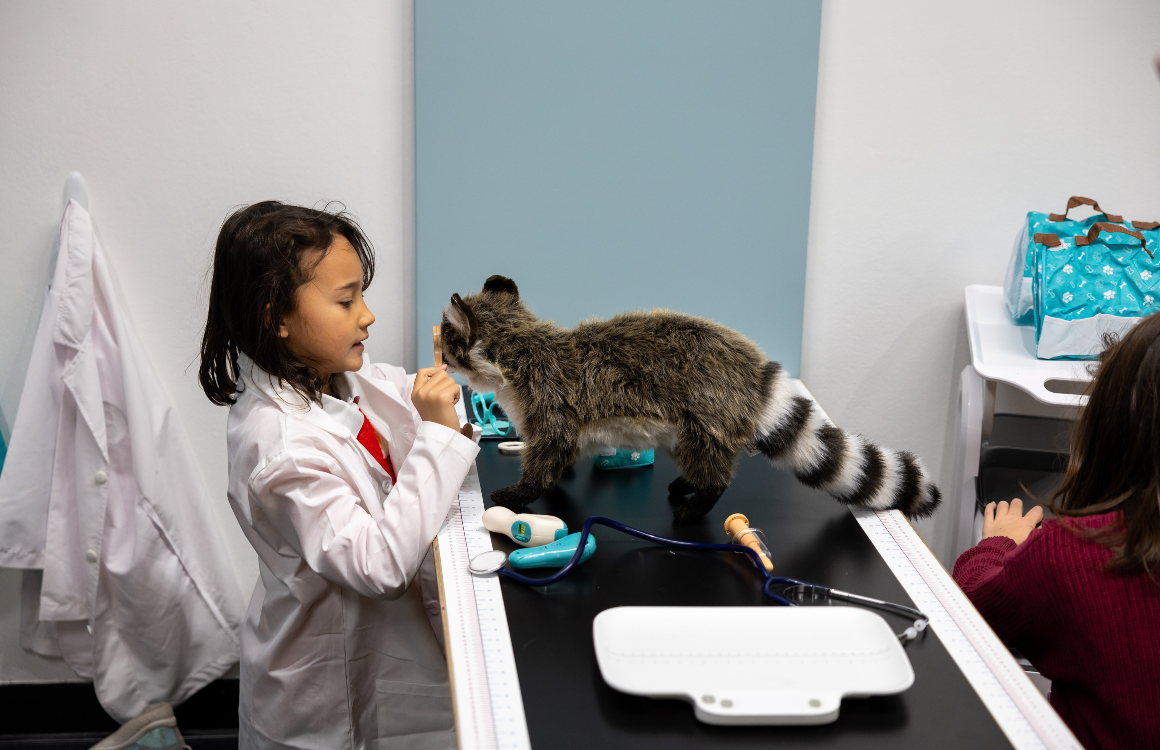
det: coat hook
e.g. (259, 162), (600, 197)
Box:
(63, 172), (89, 211)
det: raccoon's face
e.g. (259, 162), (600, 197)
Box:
(440, 275), (521, 393)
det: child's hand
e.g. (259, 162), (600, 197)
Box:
(981, 498), (1044, 545)
(411, 366), (462, 432)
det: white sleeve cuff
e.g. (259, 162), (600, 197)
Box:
(417, 421), (482, 463)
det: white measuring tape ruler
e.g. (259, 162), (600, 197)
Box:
(435, 465), (531, 750)
(852, 508), (1081, 750)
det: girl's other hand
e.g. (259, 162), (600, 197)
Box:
(981, 498), (1044, 545)
(411, 366), (462, 432)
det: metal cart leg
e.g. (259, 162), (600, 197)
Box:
(947, 365), (986, 567)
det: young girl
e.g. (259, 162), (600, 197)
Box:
(954, 314), (1160, 749)
(198, 201), (478, 750)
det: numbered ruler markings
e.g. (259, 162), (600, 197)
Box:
(852, 508), (1080, 750)
(438, 466), (531, 750)
(472, 575), (528, 748)
(440, 482), (496, 750)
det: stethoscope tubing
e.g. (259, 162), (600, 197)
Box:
(495, 515), (931, 631)
(497, 515), (806, 606)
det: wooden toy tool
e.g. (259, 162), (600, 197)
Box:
(724, 513), (774, 572)
(433, 323), (472, 439)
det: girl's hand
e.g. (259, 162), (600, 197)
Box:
(411, 366), (462, 432)
(981, 498), (1044, 545)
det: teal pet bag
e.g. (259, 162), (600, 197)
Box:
(1032, 222), (1160, 359)
(1004, 197), (1126, 325)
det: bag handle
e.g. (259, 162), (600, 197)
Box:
(1132, 220), (1159, 230)
(1048, 196), (1124, 224)
(1074, 221), (1153, 259)
(1033, 233), (1061, 247)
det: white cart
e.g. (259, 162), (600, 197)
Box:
(946, 286), (1090, 567)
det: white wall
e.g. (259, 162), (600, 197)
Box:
(802, 0), (1160, 561)
(5, 0), (1160, 683)
(0, 0), (414, 681)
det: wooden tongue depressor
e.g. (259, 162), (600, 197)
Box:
(724, 513), (774, 572)
(433, 323), (472, 440)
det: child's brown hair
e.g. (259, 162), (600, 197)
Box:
(1051, 313), (1160, 576)
(198, 201), (375, 406)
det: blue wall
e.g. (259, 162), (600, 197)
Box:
(416, 0), (821, 375)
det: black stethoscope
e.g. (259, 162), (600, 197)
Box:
(469, 515), (930, 643)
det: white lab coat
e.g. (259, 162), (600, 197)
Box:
(229, 354), (479, 750)
(0, 201), (244, 721)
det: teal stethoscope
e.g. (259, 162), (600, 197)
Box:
(472, 391), (512, 437)
(469, 515), (931, 643)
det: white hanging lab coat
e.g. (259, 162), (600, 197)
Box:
(0, 201), (244, 721)
(229, 354), (479, 750)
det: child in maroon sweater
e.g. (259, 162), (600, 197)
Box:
(954, 314), (1160, 749)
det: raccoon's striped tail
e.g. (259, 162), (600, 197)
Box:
(751, 366), (941, 517)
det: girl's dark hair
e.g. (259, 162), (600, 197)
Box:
(1049, 312), (1160, 577)
(198, 201), (374, 406)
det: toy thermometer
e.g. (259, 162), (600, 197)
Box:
(482, 506), (568, 547)
(508, 532), (596, 570)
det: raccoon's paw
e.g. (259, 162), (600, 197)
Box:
(490, 483), (544, 509)
(891, 452), (942, 519)
(667, 476), (696, 498)
(671, 485), (728, 523)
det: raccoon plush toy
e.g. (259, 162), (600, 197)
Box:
(440, 275), (941, 522)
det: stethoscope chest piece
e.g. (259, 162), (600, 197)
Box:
(468, 549), (509, 575)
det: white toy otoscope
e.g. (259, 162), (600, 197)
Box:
(482, 506), (568, 547)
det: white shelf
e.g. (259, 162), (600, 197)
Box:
(964, 285), (1090, 407)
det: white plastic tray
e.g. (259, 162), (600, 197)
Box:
(593, 606), (914, 726)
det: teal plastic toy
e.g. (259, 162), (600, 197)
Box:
(471, 390), (512, 437)
(508, 532), (597, 570)
(593, 447), (654, 470)
(511, 518), (568, 545)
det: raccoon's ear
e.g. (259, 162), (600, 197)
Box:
(449, 293), (479, 347)
(482, 275), (518, 299)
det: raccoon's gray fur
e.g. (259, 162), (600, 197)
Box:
(441, 275), (941, 522)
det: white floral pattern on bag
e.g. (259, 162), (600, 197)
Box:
(1033, 224), (1160, 358)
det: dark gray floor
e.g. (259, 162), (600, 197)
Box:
(0, 730), (237, 750)
(0, 681), (238, 749)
